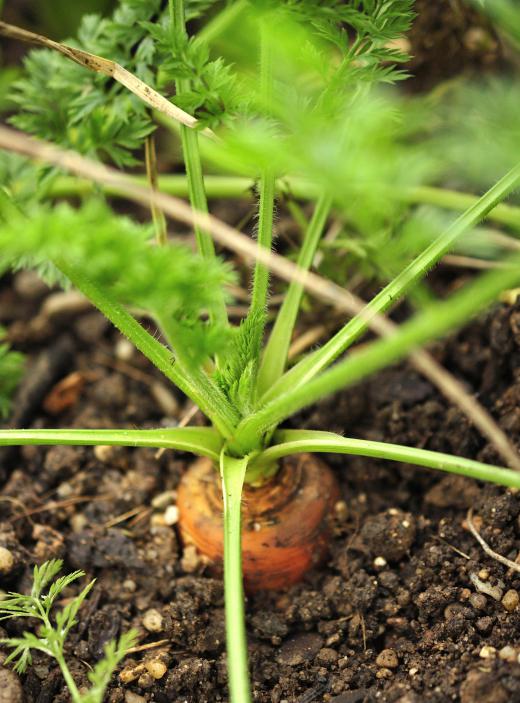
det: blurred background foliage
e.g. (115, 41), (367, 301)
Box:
(1, 0), (520, 288)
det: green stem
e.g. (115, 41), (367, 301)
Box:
(257, 193), (332, 394)
(145, 134), (168, 246)
(170, 0), (228, 327)
(249, 21), (275, 336)
(232, 256), (520, 454)
(56, 261), (239, 438)
(54, 651), (82, 703)
(196, 0), (248, 44)
(47, 175), (520, 229)
(0, 427), (223, 461)
(220, 452), (252, 703)
(261, 162), (520, 404)
(250, 429), (520, 489)
(34, 603), (83, 703)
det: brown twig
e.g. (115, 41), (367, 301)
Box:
(466, 508), (520, 574)
(0, 125), (518, 470)
(126, 639), (172, 654)
(104, 505), (147, 529)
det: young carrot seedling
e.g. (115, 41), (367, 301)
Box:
(0, 559), (137, 703)
(1, 1), (520, 701)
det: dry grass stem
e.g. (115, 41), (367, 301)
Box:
(466, 508), (520, 574)
(0, 21), (214, 137)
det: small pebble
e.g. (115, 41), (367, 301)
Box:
(163, 505), (179, 526)
(376, 648), (399, 669)
(145, 659), (167, 679)
(499, 645), (517, 662)
(94, 445), (115, 463)
(444, 603), (465, 619)
(181, 545), (202, 573)
(115, 338), (135, 361)
(137, 672), (154, 689)
(476, 616), (494, 634)
(120, 663), (145, 684)
(479, 645), (497, 659)
(70, 514), (88, 534)
(334, 500), (348, 521)
(317, 648), (339, 664)
(376, 667), (393, 679)
(470, 572), (503, 601)
(125, 692), (147, 703)
(469, 592), (487, 611)
(502, 589), (519, 612)
(142, 609), (164, 633)
(0, 547), (14, 575)
(374, 556), (387, 568)
(0, 667), (23, 703)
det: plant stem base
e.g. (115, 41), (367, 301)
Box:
(177, 453), (340, 591)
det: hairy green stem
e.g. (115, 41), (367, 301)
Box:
(261, 162), (520, 404)
(233, 257), (520, 454)
(170, 0), (228, 327)
(251, 430), (520, 489)
(0, 427), (223, 460)
(249, 21), (275, 339)
(220, 453), (252, 703)
(47, 175), (520, 230)
(56, 261), (239, 438)
(257, 193), (332, 394)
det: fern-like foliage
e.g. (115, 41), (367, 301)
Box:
(145, 19), (242, 128)
(214, 309), (265, 417)
(0, 326), (25, 420)
(0, 559), (137, 703)
(9, 0), (237, 159)
(280, 0), (414, 84)
(0, 199), (234, 366)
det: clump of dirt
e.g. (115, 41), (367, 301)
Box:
(406, 0), (505, 92)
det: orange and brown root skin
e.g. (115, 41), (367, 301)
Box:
(177, 454), (340, 592)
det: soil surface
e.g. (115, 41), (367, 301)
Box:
(2, 266), (520, 703)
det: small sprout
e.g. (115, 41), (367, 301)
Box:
(0, 559), (137, 703)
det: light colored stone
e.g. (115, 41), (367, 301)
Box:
(499, 646), (516, 662)
(502, 589), (519, 612)
(163, 505), (179, 526)
(479, 645), (497, 659)
(0, 547), (14, 575)
(125, 692), (147, 703)
(145, 659), (167, 679)
(0, 667), (23, 703)
(376, 648), (398, 669)
(142, 608), (164, 633)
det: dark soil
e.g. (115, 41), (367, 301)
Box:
(406, 0), (505, 92)
(2, 264), (520, 703)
